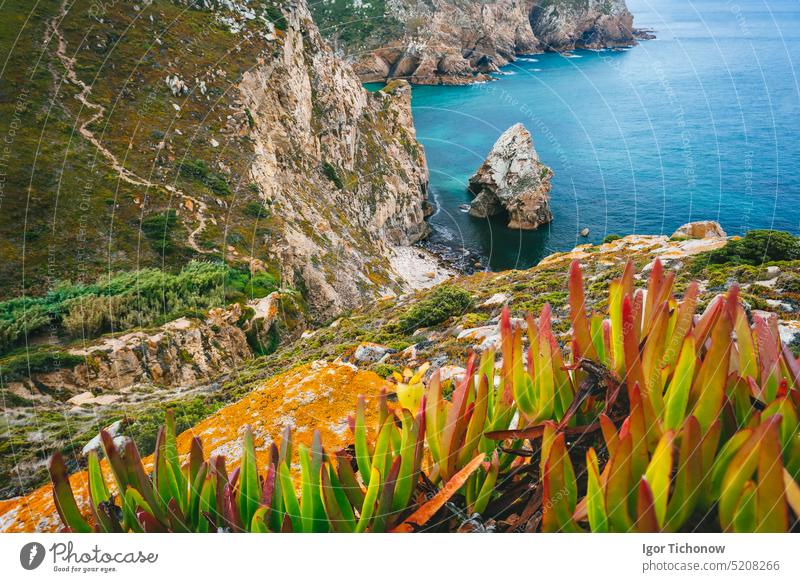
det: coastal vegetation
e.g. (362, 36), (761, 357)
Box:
(0, 261), (279, 356)
(47, 259), (800, 533)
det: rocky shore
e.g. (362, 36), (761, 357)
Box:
(321, 0), (653, 85)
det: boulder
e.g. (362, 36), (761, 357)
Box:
(671, 221), (727, 240)
(354, 342), (392, 364)
(468, 123), (553, 230)
(81, 419), (131, 457)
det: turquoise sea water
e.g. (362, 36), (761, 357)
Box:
(406, 0), (800, 270)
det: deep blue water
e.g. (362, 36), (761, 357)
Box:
(405, 0), (800, 270)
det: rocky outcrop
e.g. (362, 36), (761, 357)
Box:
(313, 0), (646, 85)
(6, 296), (281, 400)
(468, 124), (553, 230)
(351, 0), (539, 84)
(529, 0), (638, 50)
(671, 221), (727, 240)
(241, 4), (433, 317)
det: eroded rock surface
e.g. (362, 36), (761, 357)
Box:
(530, 0), (638, 50)
(468, 123), (553, 230)
(315, 0), (647, 85)
(241, 5), (433, 318)
(671, 221), (727, 240)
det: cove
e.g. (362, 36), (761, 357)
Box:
(402, 0), (800, 271)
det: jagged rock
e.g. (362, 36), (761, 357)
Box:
(671, 221), (727, 240)
(240, 4), (432, 317)
(81, 420), (130, 457)
(580, 227), (590, 237)
(530, 0), (637, 50)
(468, 123), (553, 230)
(24, 303), (254, 396)
(353, 342), (392, 364)
(316, 0), (644, 85)
(165, 74), (188, 96)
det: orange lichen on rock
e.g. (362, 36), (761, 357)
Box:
(0, 361), (389, 532)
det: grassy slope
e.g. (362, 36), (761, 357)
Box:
(0, 0), (280, 300)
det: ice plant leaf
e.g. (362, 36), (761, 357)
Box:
(48, 452), (92, 533)
(239, 427), (260, 530)
(542, 433), (580, 532)
(719, 416), (781, 531)
(321, 464), (356, 533)
(755, 419), (788, 532)
(732, 481), (757, 533)
(635, 478), (659, 532)
(605, 434), (634, 532)
(354, 395), (372, 486)
(691, 287), (735, 432)
(663, 336), (696, 430)
(392, 454), (485, 533)
(644, 431), (674, 527)
(568, 260), (596, 361)
(355, 466), (382, 533)
(279, 463), (302, 533)
(660, 281), (698, 370)
(585, 448), (608, 533)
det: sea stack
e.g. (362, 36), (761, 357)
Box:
(467, 123), (554, 230)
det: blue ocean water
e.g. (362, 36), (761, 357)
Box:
(407, 0), (800, 270)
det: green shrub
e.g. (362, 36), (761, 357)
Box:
(141, 210), (178, 253)
(243, 201), (266, 218)
(398, 285), (473, 333)
(602, 233), (622, 244)
(0, 350), (84, 381)
(0, 303), (51, 353)
(0, 262), (281, 356)
(178, 159), (231, 196)
(705, 230), (800, 266)
(321, 161), (343, 189)
(264, 2), (287, 31)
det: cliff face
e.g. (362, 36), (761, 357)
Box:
(240, 4), (432, 316)
(353, 0), (539, 84)
(313, 0), (644, 85)
(530, 0), (636, 50)
(0, 0), (433, 321)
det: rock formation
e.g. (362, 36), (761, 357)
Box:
(671, 221), (727, 240)
(240, 4), (433, 317)
(312, 0), (648, 85)
(352, 0), (539, 84)
(530, 0), (638, 50)
(467, 124), (553, 230)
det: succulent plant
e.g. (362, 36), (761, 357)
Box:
(48, 259), (800, 533)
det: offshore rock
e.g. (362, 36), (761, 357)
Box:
(468, 123), (553, 230)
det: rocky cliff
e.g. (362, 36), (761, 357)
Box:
(0, 0), (438, 321)
(468, 123), (553, 229)
(240, 6), (436, 316)
(530, 0), (638, 50)
(312, 0), (646, 85)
